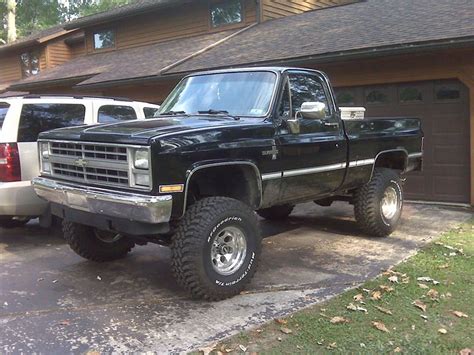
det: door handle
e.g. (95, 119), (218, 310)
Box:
(323, 121), (339, 127)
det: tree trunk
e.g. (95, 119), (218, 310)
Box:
(6, 0), (17, 43)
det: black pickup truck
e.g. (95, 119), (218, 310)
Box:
(33, 67), (423, 300)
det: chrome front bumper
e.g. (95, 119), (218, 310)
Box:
(32, 177), (172, 224)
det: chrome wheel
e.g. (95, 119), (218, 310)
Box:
(211, 226), (247, 276)
(381, 186), (399, 220)
(94, 229), (123, 243)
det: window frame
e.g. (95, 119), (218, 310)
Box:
(0, 102), (10, 130)
(433, 82), (462, 103)
(208, 0), (245, 30)
(398, 85), (424, 105)
(364, 86), (391, 106)
(92, 28), (116, 51)
(20, 50), (41, 78)
(286, 70), (335, 119)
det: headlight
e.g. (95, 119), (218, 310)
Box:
(40, 142), (49, 159)
(42, 161), (51, 173)
(134, 172), (150, 187)
(134, 149), (149, 170)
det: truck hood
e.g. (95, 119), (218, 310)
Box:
(39, 115), (265, 145)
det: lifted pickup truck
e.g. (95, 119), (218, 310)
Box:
(33, 67), (423, 300)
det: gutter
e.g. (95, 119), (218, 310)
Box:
(8, 75), (96, 91)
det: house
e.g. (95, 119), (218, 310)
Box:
(2, 0), (474, 205)
(0, 25), (85, 95)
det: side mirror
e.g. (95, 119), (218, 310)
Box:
(299, 101), (326, 120)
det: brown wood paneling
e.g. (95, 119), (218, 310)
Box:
(46, 39), (74, 68)
(86, 0), (257, 54)
(261, 0), (352, 21)
(0, 53), (22, 85)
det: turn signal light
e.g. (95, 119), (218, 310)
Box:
(0, 143), (21, 182)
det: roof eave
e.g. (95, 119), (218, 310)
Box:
(8, 75), (96, 91)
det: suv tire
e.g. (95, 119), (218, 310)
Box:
(256, 204), (294, 220)
(354, 168), (403, 237)
(63, 221), (135, 262)
(171, 197), (261, 300)
(0, 217), (30, 229)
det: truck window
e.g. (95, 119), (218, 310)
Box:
(18, 104), (86, 142)
(98, 105), (137, 123)
(277, 80), (291, 120)
(288, 73), (331, 118)
(143, 107), (160, 118)
(0, 102), (9, 131)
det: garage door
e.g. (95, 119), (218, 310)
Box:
(335, 80), (470, 203)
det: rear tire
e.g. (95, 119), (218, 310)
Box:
(256, 204), (294, 220)
(354, 168), (403, 237)
(171, 197), (261, 301)
(0, 217), (30, 229)
(62, 221), (134, 261)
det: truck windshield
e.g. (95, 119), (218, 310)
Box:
(159, 71), (277, 117)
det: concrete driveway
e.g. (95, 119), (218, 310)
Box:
(0, 202), (471, 353)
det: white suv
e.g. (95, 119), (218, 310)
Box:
(0, 95), (160, 228)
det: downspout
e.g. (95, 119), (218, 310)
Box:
(256, 0), (262, 23)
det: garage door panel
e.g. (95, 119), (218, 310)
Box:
(335, 79), (470, 203)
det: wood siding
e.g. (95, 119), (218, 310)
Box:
(0, 53), (22, 86)
(261, 0), (353, 21)
(86, 0), (257, 53)
(46, 39), (73, 68)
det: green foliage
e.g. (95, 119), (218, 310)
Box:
(0, 1), (6, 44)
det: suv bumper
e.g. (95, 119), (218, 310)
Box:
(0, 180), (47, 216)
(32, 177), (172, 224)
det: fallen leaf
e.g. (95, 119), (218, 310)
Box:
(330, 316), (349, 324)
(346, 303), (367, 313)
(379, 285), (394, 292)
(433, 280), (440, 285)
(402, 277), (410, 284)
(52, 279), (58, 284)
(199, 344), (217, 355)
(280, 327), (293, 334)
(420, 315), (428, 320)
(296, 345), (302, 350)
(326, 342), (337, 349)
(277, 337), (282, 342)
(375, 306), (393, 315)
(371, 290), (382, 300)
(96, 276), (102, 281)
(411, 324), (416, 330)
(256, 329), (263, 333)
(360, 343), (366, 348)
(438, 263), (449, 269)
(417, 276), (433, 282)
(427, 289), (439, 300)
(58, 320), (70, 326)
(275, 318), (287, 325)
(418, 283), (429, 289)
(459, 348), (472, 355)
(413, 300), (427, 312)
(372, 321), (389, 333)
(452, 311), (468, 318)
(438, 328), (448, 334)
(353, 293), (364, 302)
(37, 278), (44, 282)
(362, 288), (371, 294)
(394, 347), (402, 353)
(388, 276), (398, 283)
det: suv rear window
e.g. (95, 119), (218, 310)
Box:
(143, 107), (160, 118)
(18, 103), (86, 142)
(98, 105), (137, 123)
(0, 102), (9, 130)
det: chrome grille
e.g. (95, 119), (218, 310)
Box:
(47, 141), (131, 189)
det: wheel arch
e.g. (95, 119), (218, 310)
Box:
(182, 160), (263, 217)
(370, 149), (409, 180)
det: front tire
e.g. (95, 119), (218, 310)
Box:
(171, 197), (261, 301)
(63, 221), (135, 261)
(354, 168), (403, 237)
(257, 204), (294, 220)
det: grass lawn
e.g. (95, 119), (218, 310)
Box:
(208, 218), (473, 354)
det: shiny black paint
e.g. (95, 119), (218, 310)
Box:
(38, 67), (424, 221)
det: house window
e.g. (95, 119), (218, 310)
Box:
(399, 87), (423, 103)
(365, 88), (390, 105)
(210, 0), (243, 28)
(20, 51), (40, 78)
(435, 83), (461, 101)
(93, 29), (115, 50)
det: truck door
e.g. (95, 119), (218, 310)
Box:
(276, 70), (347, 203)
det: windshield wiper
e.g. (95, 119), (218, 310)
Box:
(198, 109), (240, 120)
(160, 110), (187, 116)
